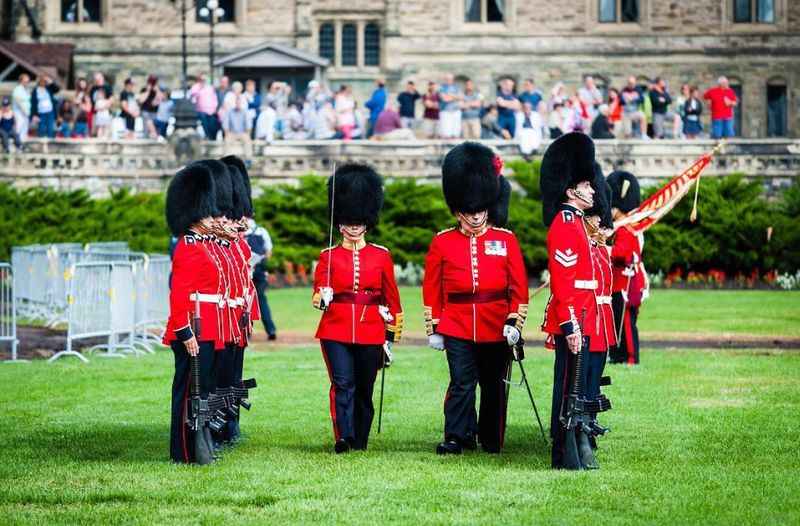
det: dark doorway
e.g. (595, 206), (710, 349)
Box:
(767, 84), (787, 137)
(731, 84), (743, 137)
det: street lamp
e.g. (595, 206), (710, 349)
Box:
(198, 0), (226, 84)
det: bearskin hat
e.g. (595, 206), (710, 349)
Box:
(194, 159), (233, 218)
(586, 162), (613, 229)
(540, 132), (596, 226)
(607, 170), (641, 213)
(165, 161), (219, 237)
(442, 142), (500, 215)
(221, 155), (253, 218)
(328, 163), (384, 230)
(489, 175), (512, 228)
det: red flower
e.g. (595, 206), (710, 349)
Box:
(493, 155), (504, 177)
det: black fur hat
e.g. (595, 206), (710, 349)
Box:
(221, 155), (253, 217)
(601, 181), (614, 229)
(328, 163), (384, 230)
(442, 142), (500, 215)
(607, 170), (641, 213)
(586, 162), (612, 228)
(540, 132), (596, 226)
(165, 161), (219, 237)
(195, 159), (234, 218)
(489, 175), (512, 228)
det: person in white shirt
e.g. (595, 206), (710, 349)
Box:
(255, 102), (277, 142)
(11, 73), (31, 140)
(517, 101), (544, 157)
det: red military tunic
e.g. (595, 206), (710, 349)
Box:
(423, 226), (529, 343)
(206, 236), (239, 345)
(610, 225), (642, 294)
(313, 240), (403, 345)
(541, 206), (599, 339)
(590, 241), (616, 352)
(164, 233), (226, 350)
(231, 235), (260, 346)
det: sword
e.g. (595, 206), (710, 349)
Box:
(505, 342), (548, 443)
(377, 350), (386, 433)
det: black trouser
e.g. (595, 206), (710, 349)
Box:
(443, 337), (511, 452)
(550, 335), (592, 468)
(609, 292), (640, 364)
(170, 341), (219, 463)
(254, 279), (276, 336)
(321, 340), (382, 449)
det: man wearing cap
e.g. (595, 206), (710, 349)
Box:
(539, 132), (599, 470)
(423, 142), (528, 456)
(607, 171), (645, 365)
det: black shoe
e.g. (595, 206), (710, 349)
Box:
(481, 443), (501, 454)
(334, 438), (351, 454)
(436, 440), (462, 455)
(461, 435), (478, 451)
(268, 333), (277, 341)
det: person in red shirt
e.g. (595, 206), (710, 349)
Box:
(312, 164), (403, 454)
(606, 171), (644, 365)
(164, 161), (224, 464)
(423, 142), (529, 455)
(539, 132), (598, 470)
(703, 76), (738, 139)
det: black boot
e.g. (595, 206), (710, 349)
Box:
(461, 434), (478, 451)
(436, 439), (463, 455)
(578, 431), (599, 469)
(334, 438), (351, 454)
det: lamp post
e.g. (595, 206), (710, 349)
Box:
(198, 0), (225, 84)
(172, 0), (197, 132)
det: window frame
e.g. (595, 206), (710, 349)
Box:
(732, 0), (776, 24)
(598, 0), (640, 24)
(318, 22), (336, 65)
(194, 0), (237, 24)
(463, 0), (506, 24)
(60, 0), (103, 24)
(363, 22), (381, 67)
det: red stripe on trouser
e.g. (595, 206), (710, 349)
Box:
(319, 344), (340, 441)
(499, 361), (510, 448)
(181, 371), (189, 463)
(624, 309), (635, 365)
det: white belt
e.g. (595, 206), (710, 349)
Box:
(574, 280), (598, 290)
(622, 268), (635, 277)
(189, 292), (234, 308)
(227, 297), (245, 308)
(596, 295), (612, 305)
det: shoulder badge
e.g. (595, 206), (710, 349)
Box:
(561, 210), (575, 223)
(436, 227), (456, 236)
(320, 246), (335, 254)
(184, 234), (197, 244)
(491, 227), (513, 234)
(370, 243), (389, 252)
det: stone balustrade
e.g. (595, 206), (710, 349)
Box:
(1, 138), (797, 197)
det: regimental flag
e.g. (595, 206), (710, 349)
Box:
(614, 143), (722, 234)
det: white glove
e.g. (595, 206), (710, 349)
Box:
(318, 286), (334, 310)
(378, 305), (394, 323)
(382, 341), (394, 367)
(503, 324), (521, 346)
(428, 333), (445, 351)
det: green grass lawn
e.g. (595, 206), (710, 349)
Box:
(267, 287), (800, 340)
(1, 344), (799, 524)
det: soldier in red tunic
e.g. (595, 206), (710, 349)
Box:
(164, 161), (225, 463)
(423, 142), (529, 456)
(312, 163), (403, 454)
(606, 171), (645, 365)
(539, 132), (599, 469)
(582, 163), (616, 464)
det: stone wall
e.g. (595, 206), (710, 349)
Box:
(1, 138), (797, 197)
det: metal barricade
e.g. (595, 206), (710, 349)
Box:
(0, 263), (21, 362)
(132, 254), (170, 351)
(11, 245), (52, 322)
(85, 242), (129, 253)
(50, 262), (114, 363)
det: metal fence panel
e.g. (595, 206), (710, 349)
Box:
(0, 263), (20, 362)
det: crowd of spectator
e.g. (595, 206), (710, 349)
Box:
(0, 70), (740, 154)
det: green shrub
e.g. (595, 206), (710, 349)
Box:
(0, 167), (796, 277)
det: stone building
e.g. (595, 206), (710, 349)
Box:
(2, 0), (799, 137)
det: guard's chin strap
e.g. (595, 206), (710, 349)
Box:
(573, 189), (593, 207)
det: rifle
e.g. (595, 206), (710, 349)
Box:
(187, 292), (216, 464)
(507, 340), (547, 443)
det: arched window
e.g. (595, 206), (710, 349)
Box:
(319, 23), (335, 63)
(364, 23), (380, 67)
(342, 24), (358, 66)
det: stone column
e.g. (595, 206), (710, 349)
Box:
(335, 20), (343, 68)
(357, 20), (366, 68)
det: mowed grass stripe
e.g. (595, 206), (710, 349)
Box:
(1, 346), (799, 524)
